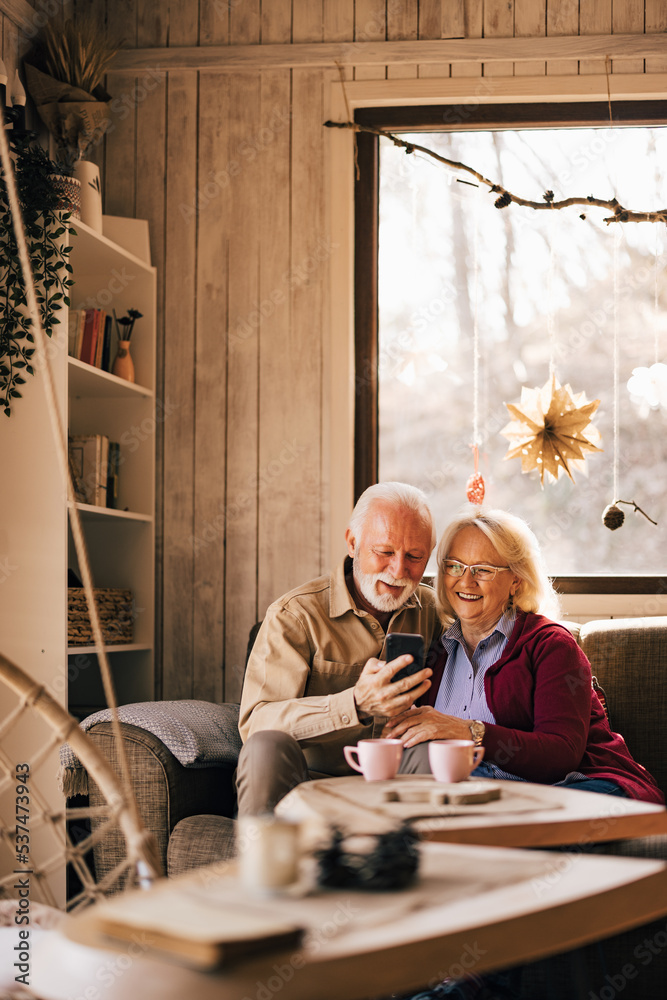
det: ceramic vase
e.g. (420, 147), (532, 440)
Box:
(73, 160), (103, 232)
(113, 341), (135, 383)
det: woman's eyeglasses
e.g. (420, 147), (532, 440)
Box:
(442, 560), (510, 581)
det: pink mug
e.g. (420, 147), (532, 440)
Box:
(344, 738), (403, 781)
(428, 739), (485, 783)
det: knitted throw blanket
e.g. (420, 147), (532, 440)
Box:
(59, 700), (242, 797)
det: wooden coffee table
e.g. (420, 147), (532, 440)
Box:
(275, 774), (667, 848)
(58, 841), (667, 1000)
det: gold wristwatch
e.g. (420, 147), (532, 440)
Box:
(468, 720), (485, 746)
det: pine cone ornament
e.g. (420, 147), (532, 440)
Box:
(466, 472), (485, 505)
(602, 503), (624, 530)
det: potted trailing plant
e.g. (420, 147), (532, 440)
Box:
(0, 133), (75, 416)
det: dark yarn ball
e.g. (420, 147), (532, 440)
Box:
(602, 503), (625, 530)
(315, 823), (420, 891)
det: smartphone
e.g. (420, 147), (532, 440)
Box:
(386, 632), (425, 683)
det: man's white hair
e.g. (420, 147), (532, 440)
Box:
(348, 481), (436, 548)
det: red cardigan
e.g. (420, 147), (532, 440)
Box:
(421, 611), (664, 805)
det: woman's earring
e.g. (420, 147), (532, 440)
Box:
(507, 593), (514, 608)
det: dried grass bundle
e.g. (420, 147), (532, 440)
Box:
(40, 19), (116, 97)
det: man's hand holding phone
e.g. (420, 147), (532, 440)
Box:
(353, 632), (431, 718)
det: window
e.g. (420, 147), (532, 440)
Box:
(355, 104), (667, 578)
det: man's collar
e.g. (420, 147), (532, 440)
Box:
(329, 557), (359, 618)
(329, 556), (422, 619)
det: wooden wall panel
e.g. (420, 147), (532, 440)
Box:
(192, 72), (229, 703)
(22, 0), (658, 703)
(105, 0), (137, 49)
(134, 68), (166, 693)
(103, 71), (137, 217)
(547, 0), (580, 77)
(354, 0), (385, 81)
(223, 71), (262, 701)
(579, 0), (611, 75)
(515, 0), (546, 78)
(613, 0), (646, 75)
(256, 2), (297, 622)
(256, 68), (296, 617)
(289, 67), (328, 582)
(387, 1), (418, 81)
(419, 0), (449, 79)
(484, 0), (515, 78)
(161, 70), (198, 699)
(450, 0), (483, 81)
(135, 0), (166, 47)
(261, 0), (292, 44)
(646, 0), (667, 73)
(293, 0), (323, 42)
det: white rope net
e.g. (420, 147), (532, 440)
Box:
(0, 653), (161, 913)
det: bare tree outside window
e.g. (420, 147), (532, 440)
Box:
(378, 127), (667, 574)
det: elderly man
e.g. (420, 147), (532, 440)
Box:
(237, 481), (439, 815)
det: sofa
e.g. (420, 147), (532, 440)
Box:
(82, 615), (667, 998)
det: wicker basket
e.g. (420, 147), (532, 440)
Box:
(67, 589), (134, 646)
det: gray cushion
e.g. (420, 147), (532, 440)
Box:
(168, 815), (237, 877)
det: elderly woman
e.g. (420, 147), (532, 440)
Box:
(384, 507), (663, 803)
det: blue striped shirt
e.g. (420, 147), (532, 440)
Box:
(434, 608), (517, 722)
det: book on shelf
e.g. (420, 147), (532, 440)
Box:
(67, 309), (86, 359)
(79, 309), (98, 366)
(69, 308), (111, 371)
(68, 434), (110, 507)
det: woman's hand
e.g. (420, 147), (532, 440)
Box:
(382, 706), (471, 748)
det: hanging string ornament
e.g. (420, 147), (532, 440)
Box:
(467, 445), (485, 504)
(501, 212), (602, 486)
(602, 229), (658, 530)
(466, 184), (485, 505)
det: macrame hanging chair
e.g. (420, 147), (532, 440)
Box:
(0, 101), (160, 921)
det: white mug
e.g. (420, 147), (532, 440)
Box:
(428, 739), (485, 783)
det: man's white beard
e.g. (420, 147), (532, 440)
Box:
(353, 552), (418, 612)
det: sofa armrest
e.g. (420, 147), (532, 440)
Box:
(86, 721), (238, 892)
(577, 616), (667, 798)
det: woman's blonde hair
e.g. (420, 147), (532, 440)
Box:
(435, 507), (560, 625)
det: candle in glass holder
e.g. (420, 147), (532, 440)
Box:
(237, 815), (300, 892)
(11, 70), (26, 131)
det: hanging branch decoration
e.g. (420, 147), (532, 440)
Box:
(602, 500), (658, 530)
(501, 375), (602, 485)
(601, 496), (659, 528)
(323, 121), (667, 226)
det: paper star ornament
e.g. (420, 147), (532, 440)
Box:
(501, 375), (602, 485)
